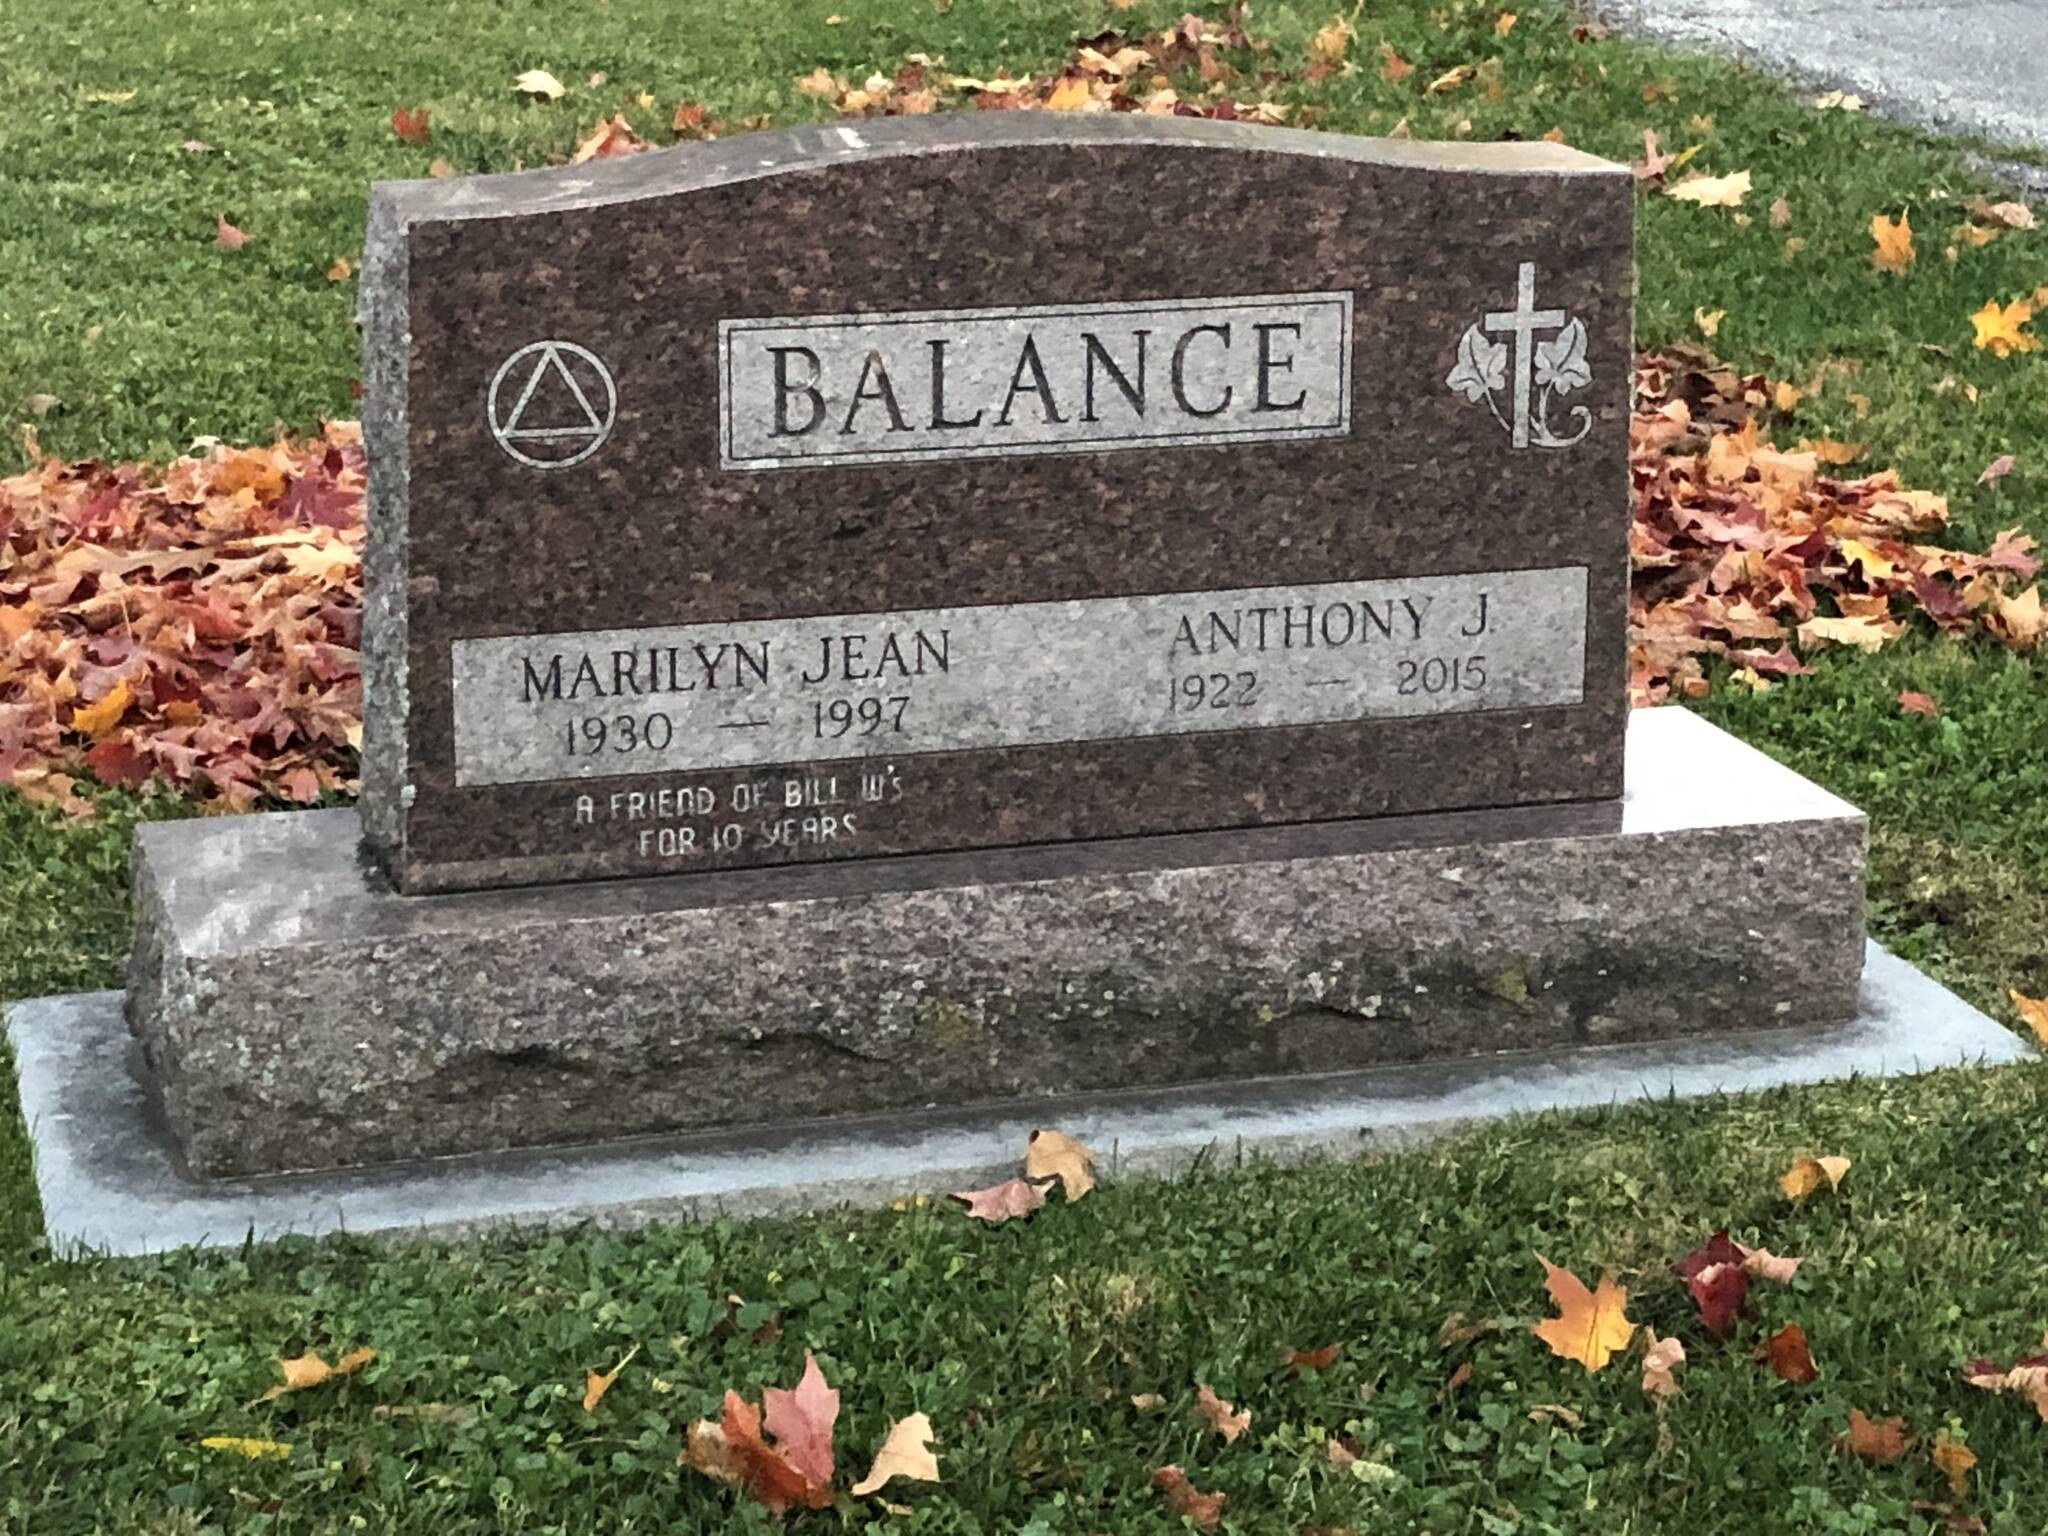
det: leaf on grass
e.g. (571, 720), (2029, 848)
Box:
(2010, 990), (2048, 1046)
(684, 1389), (834, 1513)
(1678, 1230), (1749, 1336)
(391, 106), (431, 144)
(571, 114), (651, 162)
(1532, 1255), (1635, 1371)
(1899, 691), (1941, 718)
(1194, 1383), (1250, 1443)
(762, 1350), (839, 1487)
(1740, 1244), (1804, 1283)
(1979, 454), (2017, 487)
(214, 214), (250, 249)
(1666, 170), (1751, 208)
(1969, 196), (2036, 230)
(258, 1347), (375, 1401)
(1153, 1465), (1226, 1529)
(851, 1412), (940, 1496)
(950, 1176), (1049, 1223)
(1280, 1343), (1342, 1372)
(1640, 1331), (1684, 1398)
(1836, 1408), (1910, 1462)
(200, 1435), (291, 1459)
(1378, 42), (1413, 81)
(515, 69), (567, 100)
(1933, 1431), (1976, 1496)
(1871, 212), (1915, 274)
(325, 256), (354, 282)
(1963, 1349), (2048, 1419)
(1311, 16), (1354, 63)
(583, 1342), (639, 1413)
(1971, 298), (2037, 357)
(1694, 307), (1726, 338)
(1756, 1322), (1819, 1383)
(1781, 1155), (1851, 1198)
(1025, 1128), (1095, 1199)
(1131, 1392), (1165, 1409)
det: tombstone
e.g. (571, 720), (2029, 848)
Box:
(10, 114), (2021, 1253)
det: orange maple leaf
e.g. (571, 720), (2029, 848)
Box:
(1835, 1408), (1910, 1462)
(1871, 212), (1914, 273)
(390, 106), (431, 144)
(685, 1391), (834, 1513)
(1153, 1465), (1225, 1529)
(1932, 1431), (1976, 1497)
(1531, 1255), (1635, 1371)
(1193, 1384), (1250, 1443)
(1781, 1154), (1851, 1199)
(2011, 990), (2048, 1045)
(1756, 1322), (1819, 1383)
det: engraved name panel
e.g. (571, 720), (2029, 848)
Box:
(451, 566), (1587, 787)
(719, 291), (1353, 469)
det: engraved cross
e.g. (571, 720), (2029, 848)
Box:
(1483, 262), (1565, 449)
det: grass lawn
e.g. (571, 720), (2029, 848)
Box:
(2, 0), (2046, 1529)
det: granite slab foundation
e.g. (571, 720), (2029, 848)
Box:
(8, 944), (2029, 1257)
(120, 708), (1863, 1181)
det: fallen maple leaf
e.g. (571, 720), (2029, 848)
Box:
(1933, 1431), (1976, 1497)
(70, 679), (132, 739)
(391, 105), (431, 144)
(1970, 196), (2036, 230)
(428, 156), (453, 177)
(1871, 212), (1915, 274)
(1025, 1128), (1095, 1199)
(1964, 1349), (2048, 1419)
(1899, 691), (1941, 718)
(583, 1342), (639, 1413)
(200, 1435), (292, 1459)
(325, 256), (353, 282)
(1678, 1230), (1750, 1336)
(1045, 75), (1095, 111)
(1971, 297), (2037, 357)
(214, 214), (250, 249)
(1532, 1256), (1635, 1371)
(1781, 1155), (1851, 1199)
(1836, 1408), (1910, 1462)
(1666, 169), (1751, 208)
(258, 1347), (375, 1402)
(1812, 90), (1865, 111)
(1695, 307), (1726, 338)
(1279, 1343), (1342, 1372)
(514, 68), (566, 100)
(1756, 1322), (1819, 1383)
(1979, 453), (2016, 487)
(1310, 16), (1354, 62)
(685, 1390), (834, 1513)
(1496, 10), (1518, 35)
(1640, 1331), (1684, 1398)
(1194, 1383), (1250, 1443)
(950, 1176), (1049, 1223)
(1740, 1244), (1804, 1283)
(1378, 42), (1413, 81)
(1769, 196), (1793, 228)
(1153, 1465), (1225, 1529)
(2010, 990), (2048, 1046)
(761, 1351), (838, 1488)
(570, 114), (650, 162)
(851, 1412), (940, 1497)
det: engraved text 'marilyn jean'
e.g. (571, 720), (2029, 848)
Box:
(517, 628), (953, 703)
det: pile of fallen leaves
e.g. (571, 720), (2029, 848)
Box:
(0, 425), (363, 813)
(1629, 349), (2039, 704)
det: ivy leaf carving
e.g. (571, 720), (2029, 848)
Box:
(1534, 318), (1592, 394)
(1445, 324), (1508, 403)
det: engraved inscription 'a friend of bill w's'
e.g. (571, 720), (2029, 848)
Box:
(451, 566), (1587, 787)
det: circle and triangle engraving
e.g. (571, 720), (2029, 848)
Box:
(486, 340), (617, 469)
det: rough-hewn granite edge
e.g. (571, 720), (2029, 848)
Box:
(129, 711), (1864, 1179)
(356, 190), (409, 879)
(368, 113), (1626, 231)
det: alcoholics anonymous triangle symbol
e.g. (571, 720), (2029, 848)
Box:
(487, 340), (617, 468)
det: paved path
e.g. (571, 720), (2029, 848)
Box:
(1596, 0), (2048, 156)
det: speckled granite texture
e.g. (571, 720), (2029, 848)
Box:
(359, 114), (1634, 893)
(129, 709), (1864, 1179)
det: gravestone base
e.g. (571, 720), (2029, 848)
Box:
(8, 945), (2027, 1256)
(113, 707), (1871, 1186)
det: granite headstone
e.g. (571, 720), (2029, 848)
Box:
(360, 112), (1633, 893)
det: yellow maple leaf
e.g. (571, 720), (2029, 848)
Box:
(1666, 169), (1751, 208)
(1994, 585), (2043, 648)
(2011, 989), (2048, 1045)
(1311, 16), (1353, 61)
(1045, 75), (1095, 111)
(1933, 1432), (1977, 1497)
(200, 1436), (292, 1460)
(1972, 297), (2038, 357)
(1838, 538), (1897, 580)
(70, 679), (132, 739)
(1532, 1256), (1635, 1371)
(1870, 212), (1914, 274)
(851, 1412), (941, 1497)
(1495, 11), (1518, 36)
(1694, 307), (1725, 338)
(583, 1342), (639, 1413)
(1781, 1154), (1851, 1199)
(1426, 63), (1477, 94)
(794, 66), (840, 99)
(258, 1347), (375, 1402)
